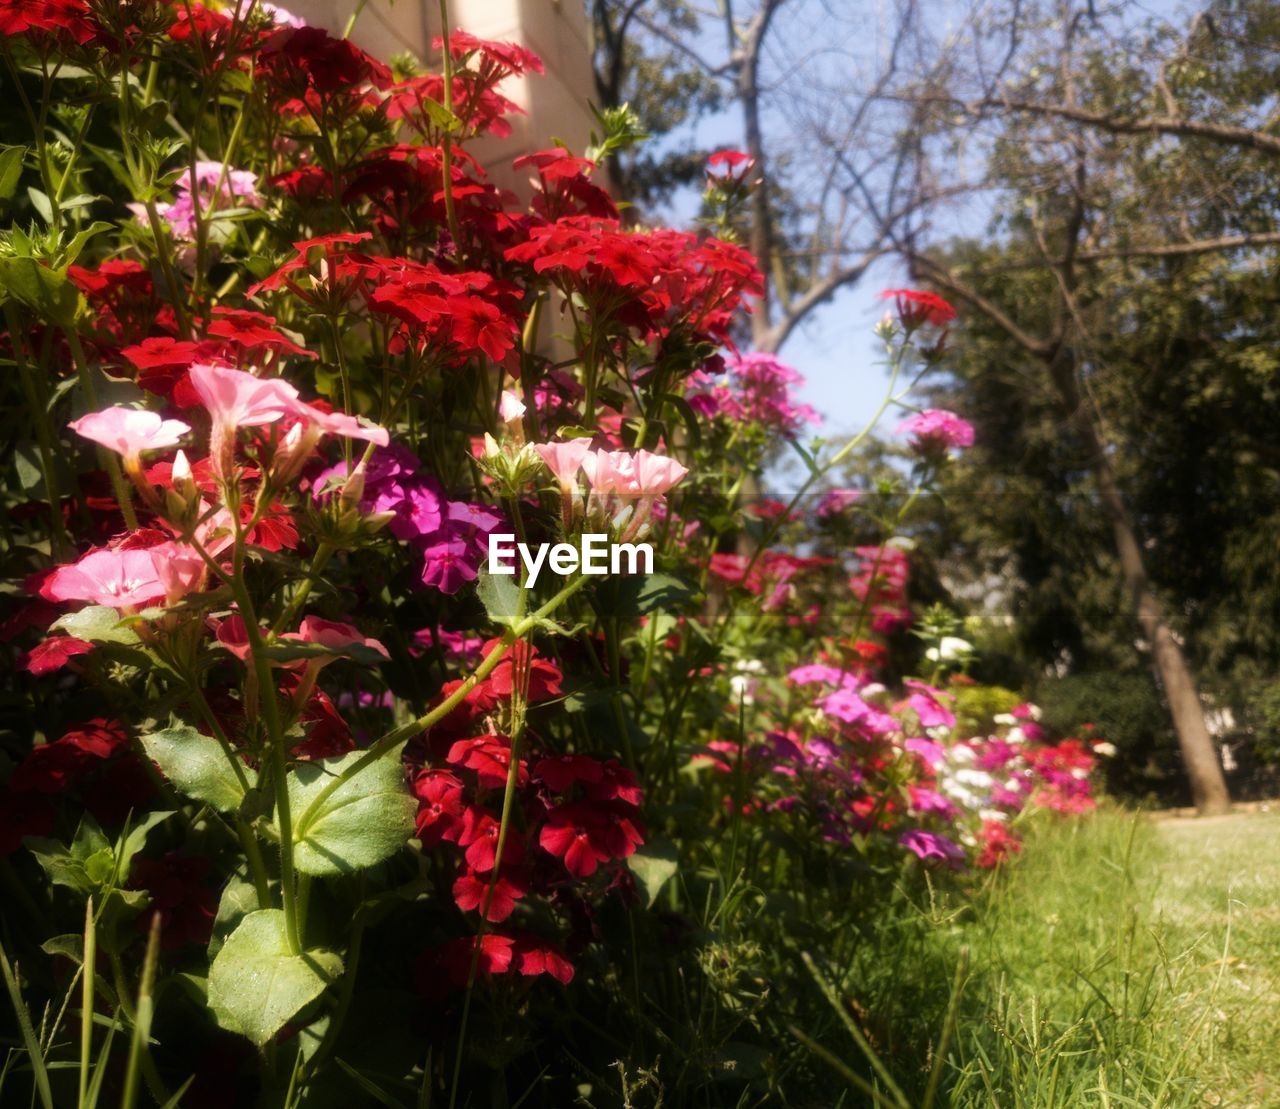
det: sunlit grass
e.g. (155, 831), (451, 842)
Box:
(930, 808), (1280, 1106)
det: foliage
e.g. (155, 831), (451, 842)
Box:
(0, 3), (1106, 1106)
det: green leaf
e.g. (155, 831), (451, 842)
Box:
(594, 572), (698, 618)
(62, 220), (114, 266)
(628, 844), (679, 907)
(0, 256), (81, 324)
(287, 744), (416, 877)
(418, 96), (462, 133)
(207, 910), (342, 1046)
(51, 605), (141, 645)
(208, 870), (265, 959)
(0, 146), (25, 201)
(140, 724), (255, 813)
(260, 640), (388, 667)
(657, 393), (702, 448)
(26, 186), (52, 224)
(476, 568), (523, 628)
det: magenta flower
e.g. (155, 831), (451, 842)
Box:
(45, 548), (167, 609)
(130, 161), (262, 241)
(904, 737), (947, 769)
(895, 409), (975, 451)
(907, 785), (957, 819)
(420, 537), (479, 593)
(69, 407), (191, 464)
(899, 829), (965, 864)
(904, 679), (956, 729)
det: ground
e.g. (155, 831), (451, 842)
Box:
(916, 807), (1280, 1107)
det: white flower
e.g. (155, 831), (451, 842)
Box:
(925, 636), (973, 662)
(993, 713), (1017, 726)
(1093, 741), (1117, 757)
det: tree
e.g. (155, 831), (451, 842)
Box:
(588, 0), (933, 350)
(887, 0), (1280, 812)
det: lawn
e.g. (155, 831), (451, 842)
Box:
(905, 809), (1280, 1107)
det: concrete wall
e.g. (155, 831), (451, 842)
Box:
(286, 1), (598, 189)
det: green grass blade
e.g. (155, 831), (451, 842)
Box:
(0, 943), (55, 1109)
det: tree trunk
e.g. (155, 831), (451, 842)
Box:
(1047, 352), (1231, 815)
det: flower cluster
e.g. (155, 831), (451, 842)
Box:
(410, 642), (644, 993)
(689, 351), (820, 437)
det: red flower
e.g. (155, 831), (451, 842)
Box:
(878, 288), (956, 328)
(976, 820), (1022, 869)
(414, 932), (517, 998)
(483, 640), (563, 703)
(452, 867), (527, 922)
(512, 936), (574, 984)
(119, 337), (220, 405)
(129, 853), (218, 949)
(457, 806), (525, 872)
(258, 25), (393, 113)
(707, 149), (754, 172)
(447, 736), (527, 790)
(412, 770), (466, 846)
(532, 754), (604, 793)
(538, 801), (643, 877)
(207, 307), (315, 363)
(585, 760), (643, 806)
(9, 718), (129, 794)
(0, 0), (97, 45)
(0, 789), (54, 855)
(23, 635), (94, 675)
(292, 687), (355, 760)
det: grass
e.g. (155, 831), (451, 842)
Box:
(904, 807), (1280, 1106)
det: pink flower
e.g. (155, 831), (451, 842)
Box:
(288, 616), (390, 660)
(904, 679), (956, 729)
(45, 548), (167, 609)
(632, 449), (688, 495)
(189, 363), (299, 431)
(498, 390), (526, 423)
(130, 161), (262, 241)
(534, 439), (592, 489)
(149, 541), (206, 604)
(580, 448), (634, 495)
(895, 409), (974, 451)
(289, 402), (390, 447)
(69, 407), (190, 463)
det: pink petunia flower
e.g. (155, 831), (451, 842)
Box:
(189, 363), (300, 432)
(45, 547), (167, 609)
(69, 407), (191, 464)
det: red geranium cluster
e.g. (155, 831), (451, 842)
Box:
(0, 719), (153, 854)
(410, 640), (643, 994)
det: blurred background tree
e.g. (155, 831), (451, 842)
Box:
(589, 0), (1280, 807)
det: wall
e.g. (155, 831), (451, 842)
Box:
(284, 0), (598, 189)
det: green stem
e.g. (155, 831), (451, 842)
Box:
(6, 304), (69, 557)
(230, 574), (303, 953)
(271, 542), (335, 636)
